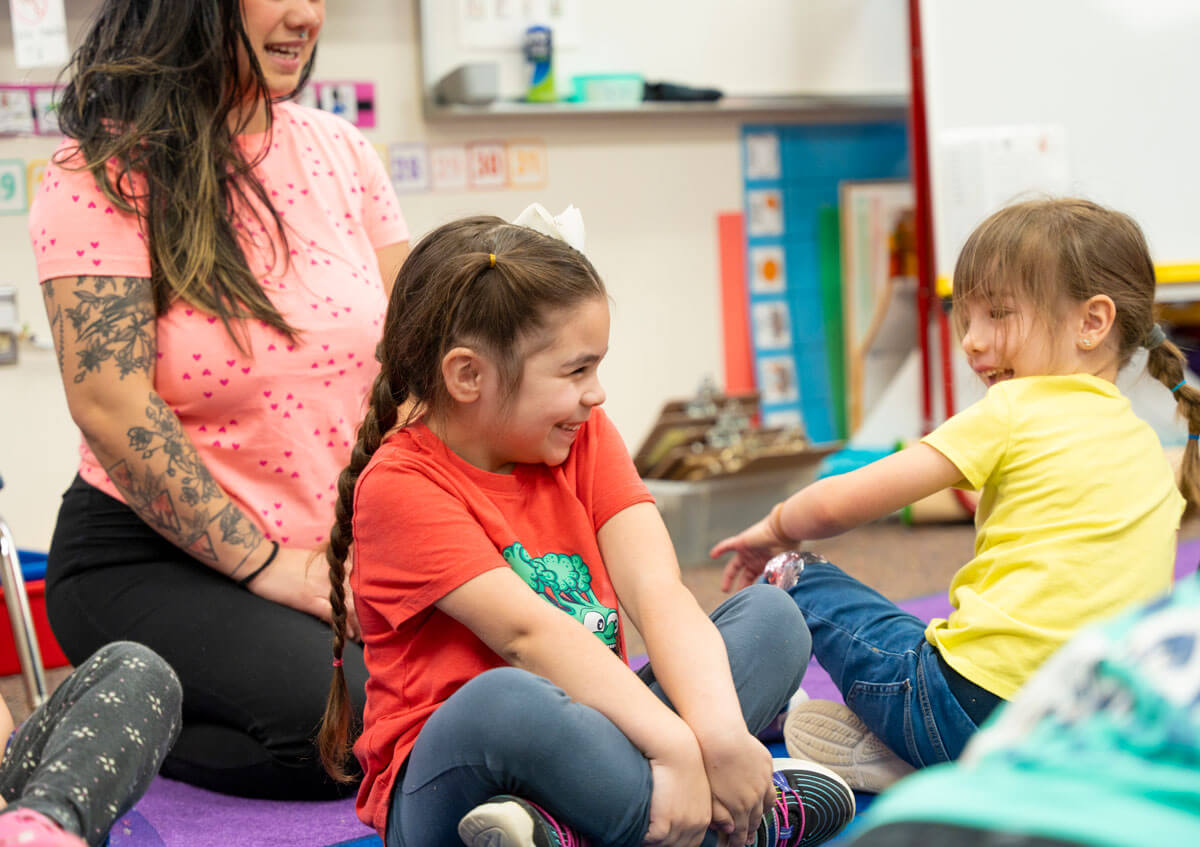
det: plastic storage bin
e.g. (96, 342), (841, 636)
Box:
(570, 74), (644, 104)
(646, 463), (822, 566)
(0, 551), (70, 676)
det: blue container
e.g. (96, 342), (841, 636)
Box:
(15, 550), (47, 582)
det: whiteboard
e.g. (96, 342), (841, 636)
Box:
(920, 0), (1200, 283)
(420, 0), (909, 102)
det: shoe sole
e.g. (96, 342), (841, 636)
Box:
(772, 757), (856, 846)
(783, 700), (914, 794)
(458, 798), (551, 847)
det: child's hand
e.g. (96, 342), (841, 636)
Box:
(700, 729), (775, 847)
(710, 515), (795, 593)
(644, 741), (712, 847)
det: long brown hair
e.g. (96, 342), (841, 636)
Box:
(318, 216), (607, 780)
(54, 0), (317, 349)
(953, 197), (1200, 507)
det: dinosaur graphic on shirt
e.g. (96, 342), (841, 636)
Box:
(502, 542), (619, 649)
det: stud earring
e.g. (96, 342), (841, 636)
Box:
(1081, 338), (1092, 348)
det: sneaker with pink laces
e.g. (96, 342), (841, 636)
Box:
(0, 809), (87, 847)
(458, 795), (589, 847)
(753, 757), (856, 847)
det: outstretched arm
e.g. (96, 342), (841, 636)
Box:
(601, 502), (775, 847)
(42, 275), (344, 626)
(714, 442), (965, 592)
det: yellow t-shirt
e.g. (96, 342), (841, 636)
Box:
(920, 374), (1183, 699)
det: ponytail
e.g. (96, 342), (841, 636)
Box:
(1144, 333), (1200, 511)
(318, 369), (403, 781)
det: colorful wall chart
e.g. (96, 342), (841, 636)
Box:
(740, 121), (908, 443)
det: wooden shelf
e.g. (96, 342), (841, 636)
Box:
(423, 93), (909, 123)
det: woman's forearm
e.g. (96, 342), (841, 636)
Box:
(43, 274), (271, 579)
(76, 391), (271, 578)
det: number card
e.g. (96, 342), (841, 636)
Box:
(467, 142), (507, 190)
(0, 159), (28, 214)
(26, 158), (46, 208)
(507, 140), (548, 188)
(430, 145), (468, 191)
(389, 143), (430, 193)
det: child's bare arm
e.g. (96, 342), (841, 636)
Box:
(436, 566), (711, 847)
(713, 443), (965, 591)
(600, 502), (775, 847)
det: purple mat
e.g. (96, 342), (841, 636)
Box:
(109, 541), (1200, 846)
(109, 779), (376, 847)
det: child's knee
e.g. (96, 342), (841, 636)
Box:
(93, 641), (181, 697)
(740, 583), (812, 654)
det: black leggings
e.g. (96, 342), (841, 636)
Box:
(44, 475), (367, 800)
(2, 641), (180, 846)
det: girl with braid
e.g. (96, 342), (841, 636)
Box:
(715, 198), (1195, 796)
(318, 207), (856, 847)
(30, 0), (408, 798)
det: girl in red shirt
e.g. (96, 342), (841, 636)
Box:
(319, 211), (855, 847)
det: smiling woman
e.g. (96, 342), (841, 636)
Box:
(27, 0), (410, 800)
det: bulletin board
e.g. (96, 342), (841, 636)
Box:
(919, 0), (1200, 291)
(419, 0), (910, 103)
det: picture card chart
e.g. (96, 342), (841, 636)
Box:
(741, 121), (909, 443)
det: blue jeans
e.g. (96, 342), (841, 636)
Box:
(385, 584), (809, 847)
(787, 561), (983, 768)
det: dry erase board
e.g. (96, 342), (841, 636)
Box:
(920, 0), (1200, 286)
(420, 0), (909, 103)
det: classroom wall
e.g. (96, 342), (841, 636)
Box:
(0, 0), (909, 548)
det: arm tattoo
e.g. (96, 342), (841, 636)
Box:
(60, 276), (155, 383)
(42, 279), (66, 375)
(106, 395), (265, 570)
(127, 395), (222, 506)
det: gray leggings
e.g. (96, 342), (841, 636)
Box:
(387, 584), (811, 847)
(0, 641), (181, 846)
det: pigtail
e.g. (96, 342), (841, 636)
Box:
(1145, 337), (1200, 511)
(318, 368), (403, 781)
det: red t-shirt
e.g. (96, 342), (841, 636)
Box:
(351, 408), (653, 834)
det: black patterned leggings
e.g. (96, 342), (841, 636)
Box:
(0, 641), (181, 846)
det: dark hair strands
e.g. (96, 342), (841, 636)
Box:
(318, 216), (607, 780)
(55, 0), (317, 352)
(951, 197), (1200, 510)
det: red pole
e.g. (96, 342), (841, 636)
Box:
(907, 0), (936, 435)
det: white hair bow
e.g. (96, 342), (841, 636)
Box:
(511, 203), (586, 254)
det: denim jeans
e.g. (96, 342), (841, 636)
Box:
(787, 561), (983, 768)
(385, 584), (810, 847)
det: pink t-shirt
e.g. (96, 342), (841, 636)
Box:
(28, 101), (409, 548)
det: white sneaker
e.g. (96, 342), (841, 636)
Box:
(783, 700), (914, 794)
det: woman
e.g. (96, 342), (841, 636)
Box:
(29, 0), (409, 799)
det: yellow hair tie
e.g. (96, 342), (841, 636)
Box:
(488, 253), (496, 268)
